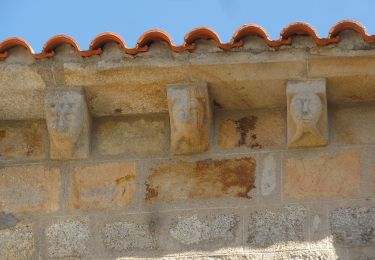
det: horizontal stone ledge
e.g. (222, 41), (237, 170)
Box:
(1, 48), (375, 120)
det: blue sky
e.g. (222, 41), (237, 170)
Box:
(1, 0), (374, 52)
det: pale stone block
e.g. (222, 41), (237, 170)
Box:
(0, 224), (35, 260)
(69, 162), (137, 210)
(284, 149), (362, 199)
(246, 206), (307, 251)
(329, 207), (375, 246)
(333, 105), (375, 144)
(145, 157), (256, 203)
(0, 121), (46, 160)
(167, 82), (212, 155)
(93, 116), (168, 156)
(0, 165), (61, 214)
(169, 214), (238, 245)
(44, 87), (90, 160)
(287, 79), (328, 148)
(102, 222), (156, 251)
(45, 218), (90, 258)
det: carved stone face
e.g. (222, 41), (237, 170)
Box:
(170, 89), (204, 127)
(291, 92), (322, 127)
(45, 91), (84, 143)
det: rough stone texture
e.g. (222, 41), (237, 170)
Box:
(167, 82), (212, 155)
(329, 207), (375, 246)
(333, 105), (375, 144)
(0, 121), (46, 160)
(0, 165), (61, 214)
(146, 157), (256, 202)
(45, 87), (91, 160)
(0, 224), (34, 260)
(247, 206), (307, 250)
(262, 250), (338, 260)
(102, 221), (156, 251)
(94, 116), (168, 157)
(284, 149), (362, 199)
(217, 110), (285, 149)
(45, 218), (90, 258)
(260, 154), (277, 197)
(70, 162), (137, 210)
(169, 214), (238, 245)
(0, 212), (19, 229)
(287, 79), (328, 148)
(0, 64), (46, 120)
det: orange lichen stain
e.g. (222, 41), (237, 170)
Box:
(0, 130), (6, 139)
(145, 157), (256, 203)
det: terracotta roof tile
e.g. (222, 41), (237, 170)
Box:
(0, 20), (373, 59)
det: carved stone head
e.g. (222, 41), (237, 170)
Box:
(291, 92), (322, 127)
(167, 82), (212, 155)
(287, 80), (328, 148)
(45, 87), (90, 159)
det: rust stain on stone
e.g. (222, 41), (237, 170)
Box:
(234, 116), (257, 145)
(145, 183), (159, 200)
(145, 157), (256, 202)
(0, 130), (6, 139)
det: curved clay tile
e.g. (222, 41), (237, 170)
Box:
(134, 29), (190, 53)
(89, 32), (128, 50)
(0, 37), (35, 54)
(231, 24), (291, 47)
(43, 35), (102, 57)
(329, 20), (375, 43)
(42, 34), (81, 53)
(281, 22), (338, 46)
(183, 27), (238, 50)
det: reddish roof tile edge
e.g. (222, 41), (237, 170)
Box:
(1, 20), (374, 59)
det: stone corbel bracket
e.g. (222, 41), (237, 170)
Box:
(44, 87), (91, 160)
(167, 82), (212, 155)
(287, 79), (328, 148)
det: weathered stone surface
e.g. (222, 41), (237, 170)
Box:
(262, 250), (338, 260)
(169, 214), (238, 245)
(346, 246), (375, 260)
(287, 79), (328, 148)
(102, 221), (156, 251)
(0, 121), (46, 160)
(45, 87), (91, 160)
(145, 157), (256, 202)
(0, 165), (61, 214)
(247, 206), (307, 250)
(70, 162), (137, 210)
(0, 224), (34, 260)
(333, 105), (375, 144)
(308, 55), (375, 105)
(93, 116), (168, 156)
(0, 212), (19, 229)
(284, 149), (362, 199)
(260, 154), (277, 197)
(0, 64), (46, 120)
(217, 110), (285, 149)
(167, 82), (212, 155)
(45, 218), (90, 258)
(329, 207), (375, 246)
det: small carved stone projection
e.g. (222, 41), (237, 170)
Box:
(287, 79), (328, 148)
(167, 82), (212, 155)
(44, 87), (90, 159)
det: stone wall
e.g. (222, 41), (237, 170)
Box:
(1, 30), (375, 259)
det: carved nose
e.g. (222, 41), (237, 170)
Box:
(58, 116), (68, 129)
(302, 101), (309, 115)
